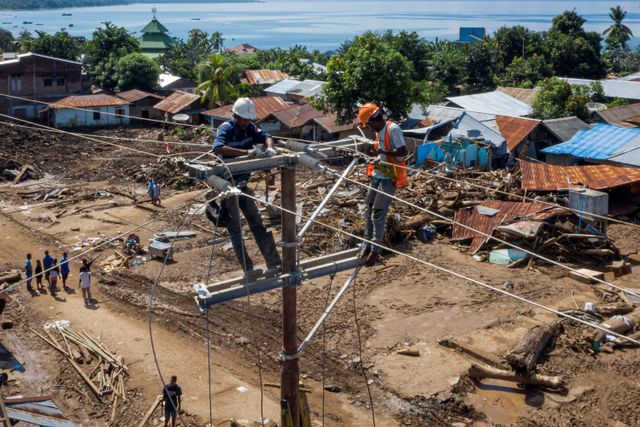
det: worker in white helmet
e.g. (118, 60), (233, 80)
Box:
(211, 98), (281, 276)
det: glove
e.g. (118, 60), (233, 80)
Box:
(247, 147), (264, 159)
(265, 148), (278, 158)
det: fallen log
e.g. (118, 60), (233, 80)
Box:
(597, 302), (635, 317)
(0, 270), (21, 285)
(468, 363), (563, 389)
(138, 395), (163, 427)
(592, 307), (640, 344)
(506, 323), (563, 374)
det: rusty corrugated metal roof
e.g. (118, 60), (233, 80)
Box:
(521, 161), (640, 192)
(314, 115), (360, 133)
(495, 87), (538, 106)
(4, 395), (75, 426)
(267, 103), (324, 129)
(153, 91), (202, 115)
(597, 103), (640, 125)
(245, 69), (288, 85)
(116, 89), (164, 103)
(452, 201), (567, 254)
(495, 115), (541, 151)
(203, 96), (288, 121)
(48, 94), (129, 109)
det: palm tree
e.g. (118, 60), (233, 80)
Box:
(602, 6), (633, 43)
(18, 29), (32, 41)
(197, 54), (235, 108)
(210, 31), (225, 53)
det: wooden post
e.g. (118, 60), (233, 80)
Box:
(281, 167), (300, 427)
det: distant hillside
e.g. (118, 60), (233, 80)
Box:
(0, 0), (127, 10)
(0, 0), (256, 10)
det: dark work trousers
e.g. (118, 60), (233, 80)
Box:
(224, 185), (282, 272)
(363, 177), (396, 253)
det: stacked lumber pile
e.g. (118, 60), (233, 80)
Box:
(31, 323), (129, 408)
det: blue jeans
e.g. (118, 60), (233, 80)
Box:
(25, 271), (32, 291)
(224, 185), (281, 272)
(363, 177), (396, 253)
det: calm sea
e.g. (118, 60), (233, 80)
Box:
(2, 0), (639, 51)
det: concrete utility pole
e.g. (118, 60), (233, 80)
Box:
(280, 166), (300, 427)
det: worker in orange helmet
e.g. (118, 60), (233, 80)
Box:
(357, 103), (408, 267)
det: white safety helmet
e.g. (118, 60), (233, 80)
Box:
(231, 97), (257, 119)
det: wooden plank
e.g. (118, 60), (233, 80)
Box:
(138, 395), (163, 427)
(68, 357), (104, 397)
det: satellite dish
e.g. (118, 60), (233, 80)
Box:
(172, 114), (189, 122)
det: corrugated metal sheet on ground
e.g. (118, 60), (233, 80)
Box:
(153, 91), (201, 115)
(495, 115), (541, 151)
(451, 113), (507, 154)
(495, 87), (538, 106)
(5, 395), (75, 426)
(116, 89), (164, 103)
(245, 69), (288, 85)
(204, 96), (288, 121)
(446, 91), (532, 117)
(541, 123), (640, 159)
(521, 161), (640, 191)
(596, 103), (640, 125)
(542, 116), (591, 142)
(608, 199), (638, 217)
(452, 201), (567, 254)
(48, 94), (129, 109)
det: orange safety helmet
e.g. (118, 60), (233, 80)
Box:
(358, 103), (380, 126)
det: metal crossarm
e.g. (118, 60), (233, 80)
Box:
(194, 249), (363, 309)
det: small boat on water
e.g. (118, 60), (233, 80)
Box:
(2, 22), (11, 24)
(191, 18), (200, 20)
(62, 13), (72, 16)
(22, 21), (32, 24)
(36, 23), (44, 25)
(69, 24), (74, 27)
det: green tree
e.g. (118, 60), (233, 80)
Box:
(210, 31), (225, 53)
(462, 38), (496, 92)
(114, 53), (160, 92)
(531, 77), (589, 120)
(491, 26), (545, 74)
(197, 54), (236, 108)
(17, 30), (32, 42)
(21, 30), (80, 60)
(390, 30), (430, 81)
(605, 98), (629, 108)
(497, 54), (552, 88)
(311, 33), (415, 124)
(428, 39), (467, 92)
(86, 22), (139, 66)
(91, 56), (119, 91)
(544, 10), (606, 79)
(603, 6), (633, 46)
(0, 27), (14, 52)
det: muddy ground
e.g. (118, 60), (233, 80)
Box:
(1, 124), (640, 427)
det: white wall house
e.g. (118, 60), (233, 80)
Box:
(41, 94), (131, 128)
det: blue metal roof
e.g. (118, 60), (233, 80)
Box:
(541, 123), (640, 159)
(4, 396), (75, 426)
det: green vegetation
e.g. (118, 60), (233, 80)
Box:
(0, 27), (14, 52)
(531, 77), (589, 120)
(114, 53), (160, 92)
(197, 54), (235, 108)
(87, 22), (141, 91)
(0, 0), (126, 10)
(20, 29), (82, 60)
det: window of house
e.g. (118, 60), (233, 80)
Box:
(56, 76), (65, 87)
(141, 110), (149, 119)
(115, 109), (125, 118)
(17, 79), (21, 92)
(43, 77), (52, 87)
(93, 109), (101, 120)
(11, 79), (14, 92)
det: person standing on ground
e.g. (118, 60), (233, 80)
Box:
(60, 252), (70, 289)
(34, 260), (43, 292)
(211, 98), (281, 277)
(24, 253), (33, 292)
(162, 375), (182, 427)
(82, 255), (100, 272)
(78, 266), (92, 305)
(153, 182), (161, 206)
(49, 259), (60, 297)
(42, 251), (53, 287)
(357, 103), (408, 267)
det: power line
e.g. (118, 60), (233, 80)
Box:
(0, 92), (207, 129)
(238, 190), (640, 346)
(0, 112), (161, 158)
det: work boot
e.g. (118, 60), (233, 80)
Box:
(244, 268), (263, 278)
(357, 245), (371, 260)
(365, 251), (380, 268)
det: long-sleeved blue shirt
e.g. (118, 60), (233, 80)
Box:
(213, 119), (270, 184)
